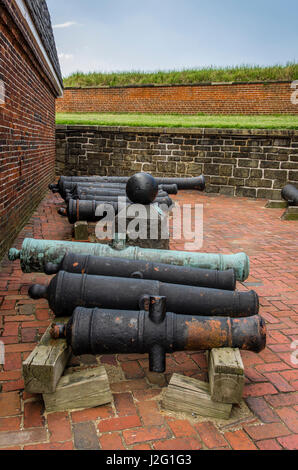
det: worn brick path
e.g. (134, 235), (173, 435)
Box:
(0, 191), (297, 451)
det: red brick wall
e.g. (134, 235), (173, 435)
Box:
(56, 81), (298, 115)
(0, 7), (57, 260)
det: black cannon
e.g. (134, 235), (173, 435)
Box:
(281, 184), (298, 206)
(59, 198), (173, 223)
(45, 253), (237, 290)
(54, 182), (178, 200)
(51, 296), (266, 372)
(28, 271), (259, 318)
(58, 200), (119, 224)
(65, 187), (169, 203)
(50, 174), (205, 196)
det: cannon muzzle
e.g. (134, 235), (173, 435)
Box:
(50, 296), (266, 372)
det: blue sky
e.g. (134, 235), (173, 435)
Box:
(47, 0), (298, 77)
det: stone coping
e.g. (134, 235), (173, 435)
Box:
(56, 125), (298, 137)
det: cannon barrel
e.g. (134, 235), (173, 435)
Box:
(60, 198), (173, 223)
(51, 298), (266, 372)
(8, 238), (250, 281)
(28, 271), (259, 318)
(69, 183), (178, 196)
(59, 200), (118, 223)
(281, 184), (298, 206)
(53, 182), (178, 200)
(50, 175), (205, 195)
(45, 253), (237, 290)
(65, 188), (169, 202)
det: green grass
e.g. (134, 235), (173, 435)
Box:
(56, 112), (298, 129)
(63, 63), (298, 88)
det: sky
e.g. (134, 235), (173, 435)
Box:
(47, 0), (298, 77)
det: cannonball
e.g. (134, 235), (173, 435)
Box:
(126, 173), (159, 205)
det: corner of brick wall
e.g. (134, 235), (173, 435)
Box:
(0, 7), (57, 260)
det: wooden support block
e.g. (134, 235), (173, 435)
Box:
(115, 203), (171, 250)
(23, 318), (71, 394)
(208, 348), (244, 404)
(161, 373), (232, 420)
(281, 206), (298, 220)
(43, 366), (112, 413)
(265, 200), (288, 209)
(74, 221), (89, 240)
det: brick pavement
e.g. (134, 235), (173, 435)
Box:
(0, 191), (297, 451)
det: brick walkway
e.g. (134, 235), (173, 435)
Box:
(0, 191), (297, 451)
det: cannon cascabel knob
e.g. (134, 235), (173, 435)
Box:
(8, 248), (21, 261)
(28, 284), (48, 300)
(45, 262), (62, 275)
(58, 208), (67, 217)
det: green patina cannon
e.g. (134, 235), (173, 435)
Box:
(50, 296), (266, 373)
(8, 238), (250, 281)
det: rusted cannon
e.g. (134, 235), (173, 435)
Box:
(28, 271), (259, 318)
(281, 184), (298, 206)
(8, 238), (250, 281)
(50, 296), (266, 372)
(58, 197), (173, 223)
(44, 253), (237, 290)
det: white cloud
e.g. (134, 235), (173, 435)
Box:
(58, 53), (74, 61)
(53, 21), (77, 29)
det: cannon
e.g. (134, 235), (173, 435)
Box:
(49, 174), (206, 195)
(66, 187), (173, 202)
(28, 271), (259, 318)
(8, 238), (250, 281)
(281, 184), (298, 206)
(45, 253), (237, 290)
(65, 188), (170, 203)
(54, 182), (178, 200)
(50, 297), (266, 372)
(58, 200), (118, 223)
(59, 197), (173, 223)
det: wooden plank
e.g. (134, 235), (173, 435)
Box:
(43, 366), (112, 413)
(161, 373), (232, 420)
(23, 318), (71, 394)
(208, 348), (245, 404)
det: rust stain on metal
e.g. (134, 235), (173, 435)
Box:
(185, 318), (229, 350)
